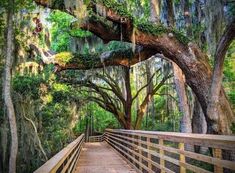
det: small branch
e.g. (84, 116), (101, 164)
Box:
(132, 68), (160, 102)
(155, 93), (178, 102)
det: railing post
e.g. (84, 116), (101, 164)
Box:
(213, 148), (223, 173)
(138, 135), (143, 172)
(159, 138), (165, 173)
(147, 137), (152, 171)
(179, 142), (186, 173)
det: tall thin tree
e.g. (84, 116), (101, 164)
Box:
(3, 0), (18, 172)
(166, 0), (192, 133)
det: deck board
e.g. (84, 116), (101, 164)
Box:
(75, 142), (137, 173)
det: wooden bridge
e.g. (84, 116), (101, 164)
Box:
(34, 129), (235, 173)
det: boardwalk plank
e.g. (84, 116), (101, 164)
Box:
(75, 142), (137, 173)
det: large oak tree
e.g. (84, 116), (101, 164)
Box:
(34, 0), (235, 134)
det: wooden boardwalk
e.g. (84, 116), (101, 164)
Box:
(34, 131), (235, 173)
(75, 142), (136, 173)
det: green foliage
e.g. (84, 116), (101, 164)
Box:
(47, 10), (92, 52)
(73, 102), (120, 134)
(70, 28), (92, 38)
(54, 52), (74, 65)
(13, 75), (44, 99)
(47, 11), (73, 51)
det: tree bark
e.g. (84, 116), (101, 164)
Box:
(173, 63), (192, 133)
(3, 0), (18, 172)
(166, 0), (175, 27)
(183, 0), (192, 37)
(150, 0), (161, 23)
(192, 97), (207, 153)
(145, 60), (156, 123)
(207, 19), (235, 134)
(192, 97), (207, 134)
(123, 67), (132, 129)
(205, 0), (225, 54)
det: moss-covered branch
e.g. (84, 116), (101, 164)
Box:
(54, 47), (155, 71)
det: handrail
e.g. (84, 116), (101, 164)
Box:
(34, 134), (85, 173)
(88, 135), (104, 142)
(104, 129), (235, 173)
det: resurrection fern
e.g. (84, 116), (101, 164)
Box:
(96, 0), (133, 20)
(54, 52), (74, 65)
(172, 28), (191, 45)
(135, 20), (168, 36)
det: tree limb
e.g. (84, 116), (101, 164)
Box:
(132, 68), (160, 102)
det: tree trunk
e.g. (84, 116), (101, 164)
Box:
(207, 20), (235, 134)
(123, 67), (132, 129)
(3, 1), (18, 172)
(150, 0), (161, 23)
(194, 0), (205, 48)
(167, 0), (192, 133)
(192, 97), (207, 134)
(145, 61), (156, 123)
(173, 63), (192, 133)
(205, 0), (225, 55)
(166, 0), (175, 27)
(183, 0), (192, 37)
(134, 66), (140, 121)
(192, 97), (207, 153)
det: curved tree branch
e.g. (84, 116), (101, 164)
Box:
(132, 68), (160, 102)
(135, 73), (173, 129)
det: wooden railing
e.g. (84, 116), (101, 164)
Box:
(34, 134), (84, 173)
(88, 135), (104, 142)
(104, 129), (235, 173)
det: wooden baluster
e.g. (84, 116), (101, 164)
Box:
(213, 148), (223, 173)
(159, 139), (165, 173)
(147, 137), (152, 171)
(138, 135), (143, 171)
(128, 134), (131, 162)
(179, 142), (186, 173)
